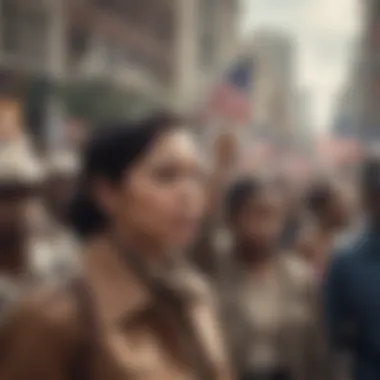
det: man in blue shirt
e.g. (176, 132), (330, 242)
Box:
(325, 154), (380, 380)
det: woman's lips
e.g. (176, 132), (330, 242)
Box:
(172, 215), (198, 232)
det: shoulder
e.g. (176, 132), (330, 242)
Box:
(176, 262), (216, 302)
(323, 236), (364, 291)
(329, 236), (361, 271)
(0, 281), (87, 378)
(281, 253), (313, 285)
(279, 254), (319, 309)
(296, 223), (319, 255)
(280, 253), (318, 300)
(1, 281), (83, 353)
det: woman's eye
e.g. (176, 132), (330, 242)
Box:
(153, 166), (179, 182)
(153, 165), (204, 183)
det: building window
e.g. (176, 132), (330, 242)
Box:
(0, 0), (49, 70)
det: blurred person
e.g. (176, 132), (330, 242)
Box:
(44, 150), (79, 223)
(0, 98), (22, 141)
(38, 150), (81, 280)
(193, 136), (328, 380)
(276, 178), (305, 250)
(324, 154), (380, 380)
(0, 114), (233, 380)
(0, 139), (47, 321)
(297, 179), (352, 280)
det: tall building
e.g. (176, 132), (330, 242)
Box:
(0, 0), (240, 145)
(175, 0), (240, 113)
(0, 0), (60, 77)
(333, 79), (362, 139)
(247, 31), (297, 145)
(65, 0), (178, 107)
(292, 88), (314, 151)
(0, 0), (64, 145)
(356, 0), (380, 142)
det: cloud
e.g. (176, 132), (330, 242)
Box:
(240, 0), (362, 132)
(300, 0), (362, 37)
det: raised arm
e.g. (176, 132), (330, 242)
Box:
(190, 131), (237, 277)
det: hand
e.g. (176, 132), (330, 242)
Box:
(213, 131), (237, 169)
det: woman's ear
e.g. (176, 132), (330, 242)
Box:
(91, 178), (118, 219)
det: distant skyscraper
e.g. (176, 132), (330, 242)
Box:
(247, 31), (297, 145)
(176, 0), (240, 113)
(357, 0), (380, 141)
(293, 89), (314, 149)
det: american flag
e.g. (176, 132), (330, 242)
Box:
(316, 137), (362, 166)
(204, 57), (253, 125)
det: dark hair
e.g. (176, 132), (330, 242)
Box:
(305, 180), (334, 214)
(68, 113), (182, 239)
(225, 176), (269, 223)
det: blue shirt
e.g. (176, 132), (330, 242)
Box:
(324, 227), (380, 380)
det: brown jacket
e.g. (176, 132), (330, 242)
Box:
(0, 237), (233, 380)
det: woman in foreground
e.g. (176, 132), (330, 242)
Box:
(0, 114), (233, 380)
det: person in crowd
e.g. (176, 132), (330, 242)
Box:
(324, 154), (380, 380)
(44, 150), (79, 224)
(0, 139), (47, 321)
(276, 178), (305, 251)
(0, 113), (233, 380)
(193, 136), (328, 380)
(297, 178), (352, 280)
(40, 150), (80, 279)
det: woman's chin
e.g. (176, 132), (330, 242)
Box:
(167, 232), (196, 251)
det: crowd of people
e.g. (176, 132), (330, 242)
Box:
(0, 112), (379, 380)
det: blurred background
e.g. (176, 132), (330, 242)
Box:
(0, 0), (377, 172)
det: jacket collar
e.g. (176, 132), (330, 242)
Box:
(82, 236), (210, 328)
(82, 236), (154, 327)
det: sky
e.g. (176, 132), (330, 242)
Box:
(240, 0), (363, 134)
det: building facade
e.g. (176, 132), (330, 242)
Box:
(355, 0), (380, 142)
(0, 0), (240, 145)
(65, 0), (177, 108)
(175, 0), (240, 113)
(247, 31), (297, 146)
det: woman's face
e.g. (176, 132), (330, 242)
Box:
(110, 129), (205, 250)
(234, 189), (284, 251)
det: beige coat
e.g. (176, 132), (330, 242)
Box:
(192, 221), (331, 380)
(0, 237), (233, 380)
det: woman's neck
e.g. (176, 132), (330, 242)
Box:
(109, 227), (171, 266)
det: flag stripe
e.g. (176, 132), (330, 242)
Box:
(204, 57), (253, 125)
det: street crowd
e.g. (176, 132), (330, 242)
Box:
(0, 112), (379, 380)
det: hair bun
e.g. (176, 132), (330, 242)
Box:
(67, 190), (106, 239)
